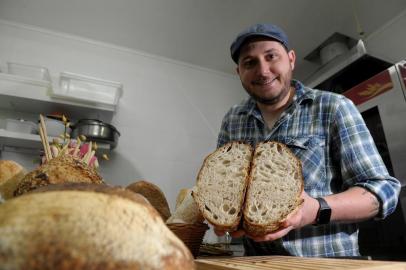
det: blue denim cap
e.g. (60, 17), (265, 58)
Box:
(230, 23), (290, 63)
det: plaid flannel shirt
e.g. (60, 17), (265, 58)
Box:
(217, 80), (400, 257)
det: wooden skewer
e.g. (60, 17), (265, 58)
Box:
(85, 150), (95, 165)
(94, 158), (99, 169)
(39, 114), (52, 161)
(72, 138), (81, 157)
(82, 141), (93, 163)
(38, 122), (52, 161)
(50, 145), (59, 158)
(38, 126), (50, 161)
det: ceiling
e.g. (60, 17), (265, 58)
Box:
(0, 0), (405, 80)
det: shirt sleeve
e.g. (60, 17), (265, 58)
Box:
(332, 96), (401, 219)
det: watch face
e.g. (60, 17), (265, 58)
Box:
(318, 208), (332, 224)
(316, 197), (331, 224)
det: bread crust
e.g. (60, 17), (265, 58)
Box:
(0, 160), (26, 200)
(31, 182), (151, 206)
(243, 141), (304, 236)
(126, 180), (171, 221)
(0, 186), (195, 269)
(13, 155), (104, 197)
(0, 160), (24, 184)
(194, 141), (252, 232)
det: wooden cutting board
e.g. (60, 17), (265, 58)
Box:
(195, 256), (406, 270)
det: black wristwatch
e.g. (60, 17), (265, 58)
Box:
(315, 197), (331, 225)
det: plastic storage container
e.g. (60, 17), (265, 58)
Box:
(52, 72), (123, 106)
(43, 117), (69, 137)
(7, 62), (51, 83)
(5, 119), (37, 134)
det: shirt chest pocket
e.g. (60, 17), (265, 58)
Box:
(277, 136), (327, 193)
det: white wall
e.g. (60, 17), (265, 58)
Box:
(0, 20), (246, 213)
(364, 9), (406, 64)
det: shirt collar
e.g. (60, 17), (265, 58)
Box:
(292, 80), (316, 104)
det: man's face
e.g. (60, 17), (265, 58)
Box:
(236, 37), (296, 106)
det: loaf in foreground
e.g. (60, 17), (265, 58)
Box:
(193, 141), (253, 231)
(0, 185), (195, 270)
(243, 141), (304, 235)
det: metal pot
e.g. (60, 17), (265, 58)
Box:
(71, 119), (120, 149)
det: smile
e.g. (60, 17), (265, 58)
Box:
(252, 76), (279, 86)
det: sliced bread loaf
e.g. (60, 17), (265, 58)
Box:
(193, 142), (252, 231)
(243, 141), (304, 236)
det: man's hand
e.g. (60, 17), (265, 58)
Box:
(213, 191), (319, 242)
(248, 190), (319, 242)
(214, 191), (319, 242)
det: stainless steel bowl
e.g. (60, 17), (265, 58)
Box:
(71, 119), (120, 149)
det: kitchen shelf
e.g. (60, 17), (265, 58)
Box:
(0, 129), (111, 154)
(0, 72), (118, 154)
(0, 72), (114, 122)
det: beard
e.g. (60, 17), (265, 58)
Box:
(242, 73), (293, 105)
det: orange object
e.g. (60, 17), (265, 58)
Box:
(343, 70), (393, 105)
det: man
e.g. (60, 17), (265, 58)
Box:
(215, 23), (400, 257)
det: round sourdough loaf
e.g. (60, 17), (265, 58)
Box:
(126, 180), (171, 221)
(0, 184), (195, 270)
(0, 160), (26, 200)
(13, 155), (104, 197)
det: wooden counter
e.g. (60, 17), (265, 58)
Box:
(195, 256), (406, 270)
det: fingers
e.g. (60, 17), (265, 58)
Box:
(213, 228), (226, 236)
(230, 230), (245, 238)
(250, 226), (293, 242)
(215, 225), (293, 242)
(279, 190), (312, 228)
(281, 206), (302, 227)
(214, 228), (246, 238)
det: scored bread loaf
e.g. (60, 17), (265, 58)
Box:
(126, 180), (171, 221)
(0, 160), (26, 200)
(243, 141), (304, 236)
(193, 142), (253, 231)
(0, 184), (194, 270)
(13, 155), (104, 197)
